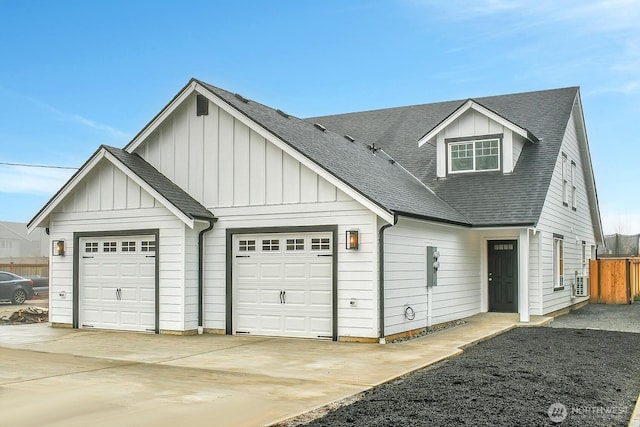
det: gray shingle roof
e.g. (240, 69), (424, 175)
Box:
(198, 80), (471, 225)
(308, 87), (579, 226)
(104, 145), (215, 221)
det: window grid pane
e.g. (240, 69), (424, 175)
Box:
(311, 237), (330, 250)
(286, 238), (305, 251)
(141, 241), (156, 252)
(103, 242), (117, 253)
(122, 241), (136, 252)
(238, 240), (256, 252)
(262, 239), (280, 251)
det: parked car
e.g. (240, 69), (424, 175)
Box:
(0, 271), (34, 304)
(24, 275), (49, 296)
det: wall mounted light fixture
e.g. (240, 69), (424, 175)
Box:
(346, 229), (359, 250)
(52, 240), (65, 256)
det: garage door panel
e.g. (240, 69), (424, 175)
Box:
(309, 290), (331, 306)
(283, 316), (306, 332)
(236, 313), (258, 329)
(119, 263), (140, 278)
(139, 288), (155, 303)
(284, 263), (307, 279)
(309, 317), (331, 333)
(234, 232), (333, 339)
(310, 263), (331, 279)
(237, 288), (259, 304)
(260, 263), (282, 278)
(79, 235), (156, 332)
(236, 263), (259, 279)
(259, 315), (282, 332)
(100, 263), (120, 277)
(283, 289), (306, 305)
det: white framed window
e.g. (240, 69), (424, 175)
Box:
(85, 242), (99, 253)
(448, 138), (500, 173)
(553, 236), (564, 289)
(141, 241), (156, 253)
(562, 153), (569, 206)
(286, 238), (305, 251)
(311, 237), (331, 251)
(261, 239), (280, 252)
(103, 241), (117, 253)
(238, 240), (256, 252)
(571, 160), (577, 210)
(121, 241), (136, 252)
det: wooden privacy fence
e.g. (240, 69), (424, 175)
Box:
(0, 260), (49, 278)
(589, 258), (640, 304)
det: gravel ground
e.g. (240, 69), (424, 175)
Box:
(549, 303), (640, 332)
(280, 304), (640, 427)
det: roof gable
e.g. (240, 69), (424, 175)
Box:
(418, 99), (539, 147)
(28, 146), (213, 232)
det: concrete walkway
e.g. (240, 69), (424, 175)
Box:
(0, 313), (550, 427)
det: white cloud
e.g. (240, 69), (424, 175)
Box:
(0, 165), (75, 196)
(0, 86), (131, 141)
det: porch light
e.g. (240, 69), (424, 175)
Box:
(346, 230), (359, 250)
(52, 240), (65, 256)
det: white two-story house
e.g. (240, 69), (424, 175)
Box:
(28, 79), (603, 342)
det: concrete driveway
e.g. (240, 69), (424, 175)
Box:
(0, 314), (550, 427)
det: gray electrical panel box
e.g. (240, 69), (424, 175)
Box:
(427, 246), (440, 287)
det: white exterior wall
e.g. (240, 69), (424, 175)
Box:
(382, 217), (481, 336)
(536, 106), (597, 314)
(48, 160), (190, 332)
(135, 94), (379, 338)
(204, 204), (378, 338)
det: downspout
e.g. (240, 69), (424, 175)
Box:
(378, 213), (398, 344)
(196, 217), (217, 333)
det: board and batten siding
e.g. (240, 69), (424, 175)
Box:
(382, 217), (481, 336)
(135, 93), (347, 210)
(536, 105), (597, 314)
(131, 92), (382, 338)
(49, 159), (191, 332)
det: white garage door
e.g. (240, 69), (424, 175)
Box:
(234, 232), (333, 339)
(79, 235), (156, 332)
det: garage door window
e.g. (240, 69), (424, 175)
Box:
(85, 242), (98, 253)
(286, 238), (305, 251)
(141, 241), (156, 252)
(262, 239), (280, 252)
(103, 241), (117, 253)
(311, 237), (330, 250)
(122, 241), (136, 252)
(238, 240), (256, 252)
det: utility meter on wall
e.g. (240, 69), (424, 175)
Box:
(427, 246), (439, 287)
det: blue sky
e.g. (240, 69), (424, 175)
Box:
(0, 0), (638, 234)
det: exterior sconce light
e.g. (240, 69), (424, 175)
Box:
(346, 230), (359, 250)
(52, 240), (65, 256)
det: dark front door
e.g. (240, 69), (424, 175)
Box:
(488, 240), (518, 312)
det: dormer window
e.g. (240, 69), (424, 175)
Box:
(447, 137), (501, 174)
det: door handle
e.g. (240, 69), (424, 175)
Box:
(279, 290), (283, 304)
(282, 290), (286, 304)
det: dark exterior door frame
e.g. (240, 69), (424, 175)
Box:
(488, 239), (518, 313)
(72, 229), (160, 333)
(225, 225), (338, 341)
